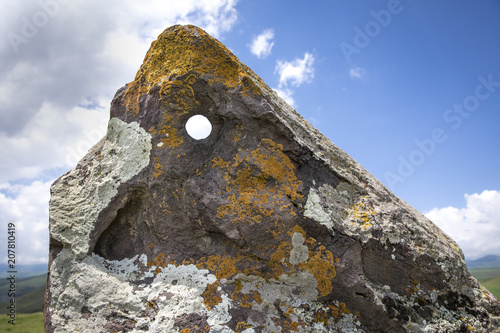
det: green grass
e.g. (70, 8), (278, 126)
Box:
(468, 267), (500, 281)
(482, 276), (500, 299)
(0, 312), (44, 333)
(470, 267), (500, 299)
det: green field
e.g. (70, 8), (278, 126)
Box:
(0, 312), (44, 333)
(0, 274), (47, 304)
(481, 276), (500, 299)
(0, 274), (47, 315)
(470, 267), (500, 299)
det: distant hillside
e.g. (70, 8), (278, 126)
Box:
(466, 255), (500, 269)
(0, 286), (46, 314)
(467, 255), (500, 300)
(0, 263), (47, 279)
(0, 273), (47, 314)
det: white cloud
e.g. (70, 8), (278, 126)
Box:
(349, 66), (365, 79)
(273, 87), (295, 107)
(425, 190), (500, 260)
(0, 0), (240, 183)
(275, 52), (315, 88)
(0, 180), (53, 264)
(0, 1), (240, 264)
(0, 100), (108, 183)
(249, 29), (274, 58)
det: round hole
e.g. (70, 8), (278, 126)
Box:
(185, 115), (212, 140)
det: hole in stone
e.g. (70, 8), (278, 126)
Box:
(185, 114), (212, 140)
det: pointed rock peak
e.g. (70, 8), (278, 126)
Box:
(123, 25), (268, 116)
(46, 25), (500, 332)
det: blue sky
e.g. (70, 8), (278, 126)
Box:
(1, 0), (499, 263)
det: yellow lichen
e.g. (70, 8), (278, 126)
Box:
(268, 226), (336, 297)
(123, 25), (269, 116)
(300, 245), (336, 297)
(196, 254), (239, 279)
(348, 197), (376, 230)
(211, 138), (302, 229)
(202, 281), (222, 310)
(232, 286), (263, 308)
(271, 317), (302, 332)
(153, 157), (163, 179)
(231, 124), (244, 143)
(235, 322), (251, 333)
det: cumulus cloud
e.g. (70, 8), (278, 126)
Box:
(0, 0), (239, 183)
(425, 190), (500, 260)
(0, 100), (108, 183)
(349, 66), (365, 79)
(273, 52), (315, 108)
(0, 1), (240, 264)
(275, 52), (315, 88)
(249, 29), (274, 58)
(0, 179), (53, 264)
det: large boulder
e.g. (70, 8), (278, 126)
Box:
(45, 25), (500, 332)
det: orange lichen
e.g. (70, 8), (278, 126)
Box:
(147, 226), (336, 298)
(232, 280), (263, 308)
(123, 25), (269, 116)
(271, 317), (302, 332)
(314, 303), (351, 325)
(235, 322), (251, 333)
(268, 226), (336, 297)
(202, 281), (222, 310)
(156, 78), (199, 149)
(211, 138), (302, 228)
(300, 245), (336, 297)
(196, 254), (239, 279)
(153, 157), (163, 179)
(231, 124), (244, 143)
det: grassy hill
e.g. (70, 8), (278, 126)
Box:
(0, 274), (46, 315)
(482, 276), (500, 299)
(0, 274), (47, 305)
(0, 312), (44, 333)
(469, 267), (500, 299)
(467, 255), (500, 300)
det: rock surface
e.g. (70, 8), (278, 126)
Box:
(45, 25), (500, 332)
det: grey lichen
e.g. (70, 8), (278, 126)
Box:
(49, 118), (152, 258)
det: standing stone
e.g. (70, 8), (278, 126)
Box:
(45, 25), (500, 332)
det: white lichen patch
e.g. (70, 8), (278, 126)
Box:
(303, 183), (378, 241)
(49, 118), (152, 258)
(290, 232), (309, 265)
(206, 292), (233, 328)
(50, 251), (223, 332)
(304, 188), (333, 230)
(90, 253), (150, 281)
(334, 313), (363, 332)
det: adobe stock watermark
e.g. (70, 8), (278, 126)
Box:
(339, 0), (412, 64)
(65, 119), (108, 167)
(384, 74), (500, 191)
(6, 0), (71, 54)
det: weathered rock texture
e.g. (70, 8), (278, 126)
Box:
(45, 25), (500, 332)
